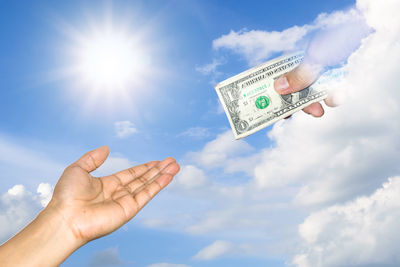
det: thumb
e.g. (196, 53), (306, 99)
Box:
(274, 62), (322, 95)
(71, 145), (110, 173)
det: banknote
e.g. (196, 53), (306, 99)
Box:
(215, 52), (328, 139)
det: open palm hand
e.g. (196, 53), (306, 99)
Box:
(48, 146), (180, 244)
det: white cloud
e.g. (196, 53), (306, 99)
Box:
(293, 177), (400, 267)
(88, 247), (125, 267)
(114, 120), (137, 138)
(147, 264), (190, 267)
(141, 1), (400, 266)
(187, 130), (254, 170)
(357, 0), (400, 34)
(36, 183), (53, 207)
(193, 240), (234, 260)
(0, 183), (52, 242)
(193, 240), (253, 261)
(195, 58), (225, 76)
(171, 165), (209, 190)
(212, 8), (369, 66)
(250, 0), (400, 207)
(213, 26), (309, 66)
(289, 1), (400, 263)
(177, 127), (211, 139)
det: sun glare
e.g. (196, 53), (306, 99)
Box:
(56, 9), (164, 113)
(76, 29), (143, 89)
(62, 14), (154, 97)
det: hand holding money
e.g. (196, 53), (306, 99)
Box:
(215, 52), (339, 139)
(274, 58), (339, 117)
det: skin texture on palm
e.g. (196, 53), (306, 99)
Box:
(0, 146), (180, 267)
(51, 146), (179, 243)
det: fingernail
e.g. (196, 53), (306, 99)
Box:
(275, 76), (290, 93)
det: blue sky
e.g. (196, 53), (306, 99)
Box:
(0, 0), (353, 186)
(4, 1), (400, 267)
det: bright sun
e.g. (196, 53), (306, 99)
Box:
(57, 12), (163, 112)
(78, 32), (138, 88)
(67, 21), (151, 93)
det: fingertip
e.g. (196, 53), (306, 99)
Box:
(99, 145), (110, 154)
(71, 145), (110, 172)
(303, 102), (324, 117)
(162, 157), (177, 165)
(312, 106), (325, 117)
(163, 162), (180, 175)
(324, 91), (343, 107)
(89, 145), (109, 155)
(94, 145), (110, 161)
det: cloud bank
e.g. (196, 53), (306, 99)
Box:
(0, 183), (53, 242)
(213, 8), (370, 67)
(146, 0), (400, 266)
(294, 177), (400, 267)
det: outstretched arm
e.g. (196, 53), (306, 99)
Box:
(0, 146), (180, 267)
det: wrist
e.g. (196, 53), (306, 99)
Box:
(41, 201), (87, 249)
(0, 202), (84, 267)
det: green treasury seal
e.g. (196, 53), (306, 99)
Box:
(255, 95), (270, 109)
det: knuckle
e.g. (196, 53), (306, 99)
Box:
(127, 168), (137, 178)
(289, 72), (310, 90)
(143, 187), (154, 199)
(137, 176), (148, 184)
(287, 65), (316, 92)
(86, 154), (98, 170)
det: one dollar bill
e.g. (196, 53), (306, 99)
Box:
(215, 52), (328, 139)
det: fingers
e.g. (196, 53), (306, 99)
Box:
(70, 146), (110, 173)
(127, 157), (178, 194)
(274, 62), (321, 95)
(324, 97), (336, 108)
(324, 90), (343, 107)
(111, 158), (180, 220)
(274, 61), (326, 117)
(303, 102), (324, 117)
(112, 161), (160, 185)
(131, 158), (179, 209)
